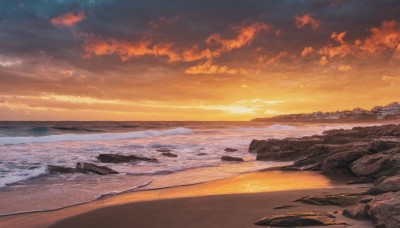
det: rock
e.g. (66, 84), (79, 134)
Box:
(350, 149), (400, 178)
(76, 162), (118, 175)
(273, 205), (298, 210)
(249, 137), (323, 161)
(97, 154), (158, 163)
(156, 149), (172, 152)
(295, 193), (372, 207)
(47, 165), (76, 174)
(366, 191), (400, 228)
(346, 177), (374, 185)
(254, 211), (347, 226)
(221, 156), (244, 162)
(224, 148), (238, 152)
(291, 144), (335, 168)
(196, 153), (208, 156)
(161, 152), (178, 157)
(343, 203), (368, 220)
(368, 137), (400, 152)
(321, 148), (369, 174)
(279, 166), (301, 171)
(373, 176), (400, 193)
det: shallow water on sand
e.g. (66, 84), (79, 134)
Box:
(0, 121), (372, 215)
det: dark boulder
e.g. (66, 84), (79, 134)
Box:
(221, 156), (244, 162)
(346, 177), (374, 185)
(254, 212), (346, 226)
(373, 176), (400, 193)
(368, 137), (400, 153)
(321, 148), (369, 174)
(343, 203), (368, 220)
(224, 148), (238, 152)
(366, 191), (400, 228)
(273, 205), (298, 210)
(97, 154), (158, 163)
(295, 193), (373, 207)
(76, 162), (118, 175)
(161, 152), (178, 157)
(250, 137), (322, 161)
(350, 149), (400, 178)
(47, 165), (76, 174)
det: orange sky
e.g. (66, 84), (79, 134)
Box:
(0, 0), (399, 120)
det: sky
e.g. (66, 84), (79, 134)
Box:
(0, 0), (400, 121)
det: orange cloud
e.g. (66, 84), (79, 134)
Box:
(300, 46), (314, 57)
(83, 21), (269, 74)
(206, 22), (269, 53)
(295, 13), (320, 30)
(266, 51), (287, 65)
(50, 11), (85, 26)
(358, 20), (400, 54)
(182, 45), (214, 61)
(331, 32), (347, 44)
(83, 35), (181, 62)
(184, 61), (240, 75)
(338, 64), (352, 71)
(318, 56), (328, 65)
(315, 21), (400, 63)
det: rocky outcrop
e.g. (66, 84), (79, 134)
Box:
(346, 177), (374, 185)
(161, 152), (178, 157)
(249, 137), (323, 161)
(321, 148), (369, 174)
(350, 149), (400, 178)
(295, 193), (372, 207)
(249, 124), (400, 227)
(343, 203), (368, 220)
(97, 154), (158, 163)
(47, 165), (76, 174)
(366, 191), (400, 228)
(254, 212), (346, 227)
(221, 156), (244, 162)
(224, 148), (238, 152)
(76, 162), (118, 175)
(368, 137), (400, 152)
(273, 205), (298, 210)
(373, 176), (400, 193)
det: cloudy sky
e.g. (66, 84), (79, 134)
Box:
(0, 0), (399, 120)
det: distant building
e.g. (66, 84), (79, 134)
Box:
(253, 101), (400, 122)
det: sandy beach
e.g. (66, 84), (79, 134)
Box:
(0, 170), (373, 228)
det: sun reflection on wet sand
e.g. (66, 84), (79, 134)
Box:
(106, 170), (333, 205)
(0, 171), (334, 228)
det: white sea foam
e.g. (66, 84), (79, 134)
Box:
(0, 166), (47, 188)
(0, 127), (192, 145)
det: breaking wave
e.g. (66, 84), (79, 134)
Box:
(0, 127), (193, 145)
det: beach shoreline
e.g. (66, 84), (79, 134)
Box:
(0, 170), (372, 228)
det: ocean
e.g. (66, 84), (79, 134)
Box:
(0, 121), (368, 215)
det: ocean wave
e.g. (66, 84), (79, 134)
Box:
(231, 124), (299, 132)
(265, 124), (298, 131)
(0, 127), (193, 145)
(0, 166), (47, 188)
(51, 126), (102, 132)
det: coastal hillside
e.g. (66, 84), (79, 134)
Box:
(252, 102), (400, 122)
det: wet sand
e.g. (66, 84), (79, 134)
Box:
(0, 170), (373, 228)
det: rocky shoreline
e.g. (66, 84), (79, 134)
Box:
(250, 124), (400, 227)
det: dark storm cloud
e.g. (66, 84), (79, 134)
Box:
(1, 0), (399, 68)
